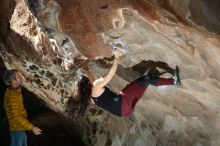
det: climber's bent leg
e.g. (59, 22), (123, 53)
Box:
(120, 75), (174, 117)
(136, 75), (174, 87)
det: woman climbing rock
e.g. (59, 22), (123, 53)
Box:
(68, 48), (181, 117)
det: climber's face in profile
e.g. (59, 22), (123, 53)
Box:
(72, 86), (79, 99)
(71, 80), (81, 102)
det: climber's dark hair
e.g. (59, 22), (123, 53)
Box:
(66, 75), (92, 116)
(78, 75), (92, 115)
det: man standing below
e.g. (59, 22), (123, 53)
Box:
(0, 60), (10, 146)
(3, 69), (42, 146)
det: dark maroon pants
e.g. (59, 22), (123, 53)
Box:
(120, 77), (174, 117)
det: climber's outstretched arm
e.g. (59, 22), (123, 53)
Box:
(93, 49), (122, 89)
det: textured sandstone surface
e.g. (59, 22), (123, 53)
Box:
(1, 0), (220, 146)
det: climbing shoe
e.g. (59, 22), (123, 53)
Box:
(173, 66), (181, 86)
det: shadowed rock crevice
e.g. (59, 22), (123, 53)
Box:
(22, 88), (86, 146)
(189, 0), (220, 34)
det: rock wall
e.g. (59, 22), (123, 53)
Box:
(1, 0), (220, 146)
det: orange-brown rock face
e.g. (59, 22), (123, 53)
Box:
(1, 0), (220, 145)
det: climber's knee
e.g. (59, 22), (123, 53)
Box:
(136, 75), (159, 87)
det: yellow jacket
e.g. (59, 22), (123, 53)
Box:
(4, 87), (33, 131)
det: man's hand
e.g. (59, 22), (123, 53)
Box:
(32, 127), (42, 135)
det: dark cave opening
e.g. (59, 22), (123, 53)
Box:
(22, 88), (86, 146)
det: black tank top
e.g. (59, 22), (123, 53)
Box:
(92, 87), (122, 117)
